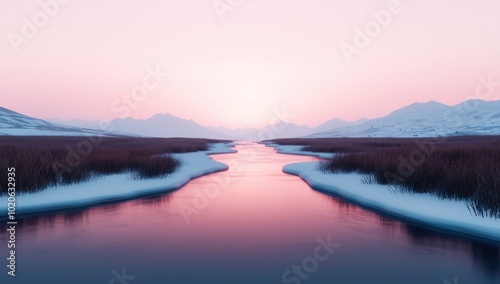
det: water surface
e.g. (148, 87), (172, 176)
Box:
(1, 142), (499, 283)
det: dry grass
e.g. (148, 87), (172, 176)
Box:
(268, 136), (500, 218)
(0, 136), (229, 193)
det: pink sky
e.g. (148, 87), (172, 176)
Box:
(1, 0), (500, 128)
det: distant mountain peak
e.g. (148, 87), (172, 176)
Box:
(149, 113), (176, 119)
(407, 100), (447, 108)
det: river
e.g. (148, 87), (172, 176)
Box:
(1, 142), (499, 283)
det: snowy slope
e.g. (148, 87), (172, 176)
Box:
(310, 100), (500, 138)
(285, 162), (500, 241)
(0, 107), (119, 136)
(47, 118), (104, 130)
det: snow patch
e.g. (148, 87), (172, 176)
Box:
(0, 143), (236, 216)
(261, 142), (333, 159)
(266, 143), (500, 241)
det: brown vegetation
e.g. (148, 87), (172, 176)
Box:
(0, 136), (229, 193)
(268, 136), (500, 218)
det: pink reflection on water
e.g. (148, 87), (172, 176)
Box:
(4, 143), (499, 283)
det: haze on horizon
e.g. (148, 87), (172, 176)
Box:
(1, 0), (499, 128)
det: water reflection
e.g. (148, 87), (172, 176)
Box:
(0, 143), (499, 283)
(307, 189), (500, 278)
(404, 225), (500, 276)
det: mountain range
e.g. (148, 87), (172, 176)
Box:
(1, 99), (499, 139)
(309, 100), (500, 138)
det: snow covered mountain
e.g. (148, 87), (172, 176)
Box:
(47, 118), (103, 130)
(105, 114), (229, 139)
(0, 107), (118, 136)
(4, 99), (498, 138)
(4, 109), (228, 139)
(51, 114), (231, 139)
(309, 100), (500, 138)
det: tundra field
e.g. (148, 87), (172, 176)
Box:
(0, 136), (229, 193)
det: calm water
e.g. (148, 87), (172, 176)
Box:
(1, 142), (499, 284)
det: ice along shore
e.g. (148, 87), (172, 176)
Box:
(264, 143), (500, 242)
(0, 143), (236, 216)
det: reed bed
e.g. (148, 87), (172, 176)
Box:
(0, 136), (229, 193)
(269, 136), (500, 218)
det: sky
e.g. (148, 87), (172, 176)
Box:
(1, 0), (500, 128)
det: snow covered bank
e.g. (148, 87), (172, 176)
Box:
(266, 143), (500, 241)
(261, 142), (333, 159)
(0, 143), (236, 216)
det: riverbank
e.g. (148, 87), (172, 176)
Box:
(265, 142), (500, 241)
(0, 143), (236, 216)
(259, 142), (333, 159)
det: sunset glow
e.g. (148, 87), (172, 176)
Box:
(1, 0), (500, 128)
